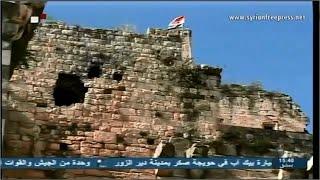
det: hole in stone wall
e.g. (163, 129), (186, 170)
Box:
(262, 124), (274, 130)
(159, 143), (175, 157)
(104, 89), (112, 94)
(236, 144), (242, 156)
(155, 112), (162, 118)
(112, 72), (123, 82)
(116, 134), (125, 144)
(55, 46), (64, 52)
(139, 131), (148, 137)
(193, 146), (209, 157)
(67, 123), (78, 131)
(174, 132), (183, 137)
(263, 126), (273, 130)
(147, 138), (155, 145)
(87, 64), (102, 79)
(116, 86), (126, 91)
(162, 58), (175, 66)
(59, 143), (68, 151)
(218, 118), (224, 123)
(83, 123), (92, 131)
(53, 73), (88, 106)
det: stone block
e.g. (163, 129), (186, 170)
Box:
(35, 112), (49, 120)
(110, 127), (122, 133)
(80, 141), (91, 147)
(125, 146), (149, 153)
(48, 143), (60, 150)
(83, 169), (113, 177)
(117, 144), (126, 151)
(93, 131), (117, 144)
(123, 136), (138, 144)
(21, 135), (32, 141)
(19, 127), (35, 136)
(119, 108), (136, 116)
(108, 120), (123, 127)
(84, 132), (94, 137)
(91, 143), (103, 148)
(69, 144), (80, 150)
(99, 123), (111, 131)
(5, 134), (20, 140)
(99, 149), (120, 157)
(4, 170), (47, 179)
(80, 147), (98, 155)
(60, 140), (72, 144)
(105, 144), (118, 150)
(61, 30), (74, 35)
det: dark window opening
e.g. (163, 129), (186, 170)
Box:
(67, 123), (78, 131)
(174, 132), (183, 137)
(193, 146), (209, 157)
(59, 143), (68, 151)
(147, 138), (155, 145)
(116, 134), (125, 144)
(139, 131), (148, 137)
(87, 64), (102, 79)
(263, 124), (274, 130)
(36, 102), (47, 107)
(218, 118), (224, 123)
(156, 142), (176, 177)
(53, 73), (88, 106)
(116, 86), (126, 91)
(83, 123), (92, 131)
(162, 58), (175, 66)
(104, 89), (112, 94)
(112, 72), (123, 82)
(236, 144), (242, 156)
(55, 46), (64, 52)
(159, 143), (175, 157)
(67, 123), (78, 135)
(155, 112), (162, 118)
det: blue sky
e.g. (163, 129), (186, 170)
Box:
(44, 2), (313, 133)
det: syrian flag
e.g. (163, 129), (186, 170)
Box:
(168, 16), (185, 29)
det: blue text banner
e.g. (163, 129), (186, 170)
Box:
(0, 157), (307, 169)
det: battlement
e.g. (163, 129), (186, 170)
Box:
(147, 27), (191, 37)
(41, 21), (191, 37)
(35, 21), (194, 68)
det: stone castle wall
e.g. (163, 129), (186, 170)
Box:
(4, 21), (312, 179)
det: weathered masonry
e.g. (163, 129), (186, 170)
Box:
(4, 21), (312, 179)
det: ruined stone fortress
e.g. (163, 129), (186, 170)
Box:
(4, 21), (312, 179)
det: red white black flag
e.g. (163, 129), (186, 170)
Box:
(168, 16), (185, 29)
